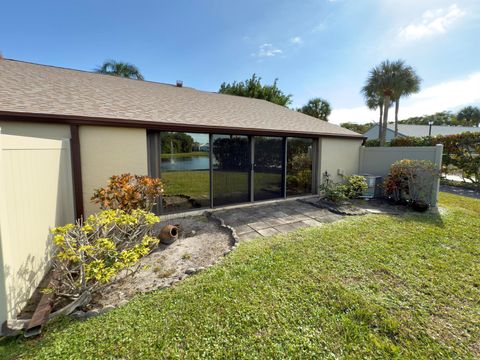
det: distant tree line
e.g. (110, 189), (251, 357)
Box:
(398, 106), (480, 127)
(160, 132), (194, 154)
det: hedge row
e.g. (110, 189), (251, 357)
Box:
(365, 132), (480, 184)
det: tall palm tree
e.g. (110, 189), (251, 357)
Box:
(392, 61), (421, 137)
(362, 88), (384, 139)
(96, 60), (144, 80)
(362, 60), (404, 146)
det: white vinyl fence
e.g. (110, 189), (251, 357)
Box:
(359, 144), (443, 206)
(0, 134), (75, 329)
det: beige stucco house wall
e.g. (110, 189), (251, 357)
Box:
(317, 137), (363, 185)
(79, 126), (148, 216)
(0, 121), (71, 140)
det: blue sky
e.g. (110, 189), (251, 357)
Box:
(1, 0), (479, 124)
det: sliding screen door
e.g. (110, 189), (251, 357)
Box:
(212, 134), (250, 206)
(253, 136), (284, 201)
(286, 137), (314, 196)
(147, 131), (210, 213)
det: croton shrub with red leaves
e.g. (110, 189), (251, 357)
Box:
(383, 159), (438, 204)
(91, 173), (164, 212)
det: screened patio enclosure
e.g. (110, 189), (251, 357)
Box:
(147, 131), (316, 214)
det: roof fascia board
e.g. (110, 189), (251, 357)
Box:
(0, 111), (364, 140)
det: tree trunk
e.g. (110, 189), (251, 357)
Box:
(378, 103), (383, 141)
(394, 98), (400, 137)
(381, 95), (390, 146)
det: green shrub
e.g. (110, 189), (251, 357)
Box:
(383, 159), (439, 204)
(319, 173), (347, 202)
(50, 209), (160, 299)
(343, 175), (368, 198)
(319, 175), (367, 202)
(364, 139), (381, 147)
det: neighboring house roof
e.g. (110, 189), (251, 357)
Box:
(0, 59), (362, 138)
(391, 124), (480, 137)
(363, 124), (480, 139)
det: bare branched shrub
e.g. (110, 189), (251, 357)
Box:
(50, 209), (160, 299)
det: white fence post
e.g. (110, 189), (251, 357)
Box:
(431, 144), (443, 207)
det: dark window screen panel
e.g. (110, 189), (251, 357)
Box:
(286, 138), (314, 196)
(158, 132), (210, 213)
(212, 134), (250, 206)
(253, 136), (284, 201)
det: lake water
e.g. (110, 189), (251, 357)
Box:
(161, 156), (210, 171)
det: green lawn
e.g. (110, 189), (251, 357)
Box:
(160, 151), (208, 159)
(162, 171), (281, 199)
(1, 193), (479, 359)
(162, 170), (210, 198)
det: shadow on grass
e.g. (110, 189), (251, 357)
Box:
(400, 208), (445, 228)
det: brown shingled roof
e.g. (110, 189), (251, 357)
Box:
(0, 59), (361, 138)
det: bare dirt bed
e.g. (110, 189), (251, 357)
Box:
(90, 215), (232, 309)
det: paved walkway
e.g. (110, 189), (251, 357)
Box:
(213, 199), (342, 241)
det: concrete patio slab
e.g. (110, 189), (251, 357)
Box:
(263, 218), (286, 226)
(302, 219), (324, 227)
(274, 223), (298, 233)
(248, 221), (271, 231)
(257, 228), (280, 237)
(290, 221), (310, 230)
(235, 224), (254, 235)
(212, 199), (346, 241)
(238, 231), (262, 241)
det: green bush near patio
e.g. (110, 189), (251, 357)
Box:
(1, 193), (479, 359)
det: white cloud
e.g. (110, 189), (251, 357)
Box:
(290, 36), (303, 45)
(252, 43), (283, 58)
(329, 72), (480, 124)
(398, 4), (466, 41)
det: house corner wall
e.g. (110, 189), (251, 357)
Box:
(318, 137), (363, 185)
(79, 126), (148, 216)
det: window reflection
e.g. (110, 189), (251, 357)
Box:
(254, 136), (284, 201)
(212, 134), (250, 206)
(159, 132), (210, 213)
(286, 138), (314, 196)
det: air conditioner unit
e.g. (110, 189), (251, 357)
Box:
(359, 174), (383, 199)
